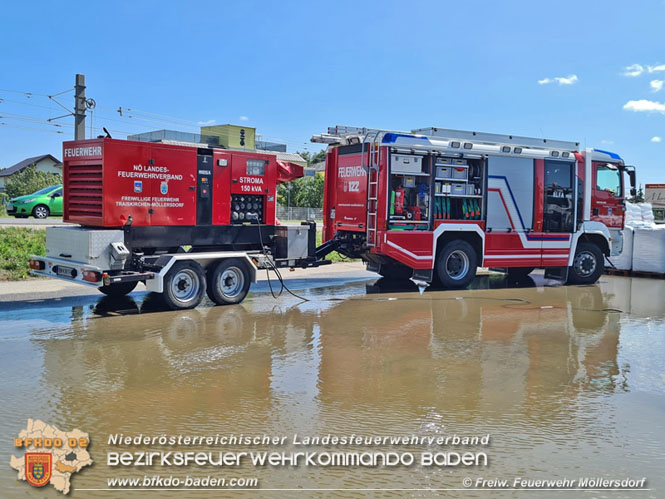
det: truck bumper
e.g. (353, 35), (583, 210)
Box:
(609, 229), (624, 257)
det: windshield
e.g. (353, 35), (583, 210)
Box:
(30, 185), (60, 196)
(596, 165), (621, 196)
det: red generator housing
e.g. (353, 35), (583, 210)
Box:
(62, 138), (303, 251)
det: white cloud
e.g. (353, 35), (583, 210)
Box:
(197, 119), (216, 126)
(651, 136), (662, 143)
(600, 139), (615, 145)
(651, 80), (665, 92)
(648, 64), (665, 73)
(538, 74), (579, 86)
(239, 116), (249, 122)
(623, 99), (665, 113)
(623, 64), (645, 77)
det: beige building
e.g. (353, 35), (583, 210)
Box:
(0, 154), (62, 193)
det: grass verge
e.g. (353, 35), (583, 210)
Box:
(0, 227), (46, 280)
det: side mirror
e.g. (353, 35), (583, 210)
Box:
(622, 165), (637, 198)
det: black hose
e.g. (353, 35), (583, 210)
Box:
(254, 218), (309, 303)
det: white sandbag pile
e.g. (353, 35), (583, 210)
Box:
(627, 202), (665, 273)
(609, 202), (663, 272)
(624, 202), (642, 227)
(633, 228), (665, 273)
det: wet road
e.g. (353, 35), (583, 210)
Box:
(1, 272), (664, 497)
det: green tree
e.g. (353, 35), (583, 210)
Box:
(277, 149), (327, 208)
(277, 173), (325, 208)
(5, 163), (62, 199)
(295, 173), (324, 208)
(632, 184), (645, 203)
(295, 149), (326, 166)
(310, 149), (326, 165)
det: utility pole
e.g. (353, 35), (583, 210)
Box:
(74, 74), (86, 140)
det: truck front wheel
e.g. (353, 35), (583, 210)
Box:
(436, 240), (477, 289)
(206, 258), (251, 305)
(567, 242), (604, 285)
(163, 261), (207, 310)
(98, 281), (138, 297)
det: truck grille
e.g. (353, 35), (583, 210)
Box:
(66, 163), (103, 219)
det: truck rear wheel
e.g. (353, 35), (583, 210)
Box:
(162, 261), (206, 310)
(567, 242), (603, 285)
(436, 240), (477, 289)
(206, 258), (251, 305)
(98, 281), (138, 297)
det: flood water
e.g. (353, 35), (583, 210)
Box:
(1, 273), (664, 497)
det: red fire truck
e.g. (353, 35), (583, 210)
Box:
(29, 138), (323, 309)
(313, 126), (636, 287)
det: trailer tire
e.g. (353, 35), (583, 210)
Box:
(162, 261), (207, 310)
(436, 240), (477, 288)
(206, 258), (250, 305)
(567, 242), (604, 285)
(378, 263), (413, 281)
(98, 281), (138, 297)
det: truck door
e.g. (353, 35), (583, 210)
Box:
(196, 150), (214, 225)
(531, 160), (574, 267)
(485, 156), (541, 267)
(591, 162), (624, 228)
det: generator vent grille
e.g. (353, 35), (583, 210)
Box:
(65, 163), (103, 219)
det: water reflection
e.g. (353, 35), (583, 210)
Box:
(1, 274), (664, 495)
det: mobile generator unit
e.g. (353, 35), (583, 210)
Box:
(30, 138), (326, 309)
(313, 126), (637, 287)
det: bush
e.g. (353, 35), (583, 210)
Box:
(5, 163), (62, 199)
(0, 228), (46, 280)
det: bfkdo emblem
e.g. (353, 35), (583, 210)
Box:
(25, 453), (52, 487)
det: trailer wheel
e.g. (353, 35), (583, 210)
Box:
(98, 281), (138, 297)
(436, 240), (477, 289)
(567, 242), (603, 285)
(206, 258), (250, 305)
(162, 261), (206, 310)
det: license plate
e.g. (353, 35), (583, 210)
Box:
(6, 203), (12, 209)
(56, 266), (74, 277)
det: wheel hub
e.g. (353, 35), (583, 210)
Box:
(446, 250), (470, 280)
(219, 267), (244, 297)
(574, 251), (596, 277)
(171, 269), (199, 301)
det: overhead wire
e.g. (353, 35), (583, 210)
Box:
(0, 88), (316, 151)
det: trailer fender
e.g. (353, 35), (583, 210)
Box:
(146, 253), (258, 293)
(432, 224), (485, 268)
(568, 222), (611, 266)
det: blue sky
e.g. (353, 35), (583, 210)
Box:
(1, 1), (664, 183)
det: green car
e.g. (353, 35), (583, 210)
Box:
(6, 185), (63, 219)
